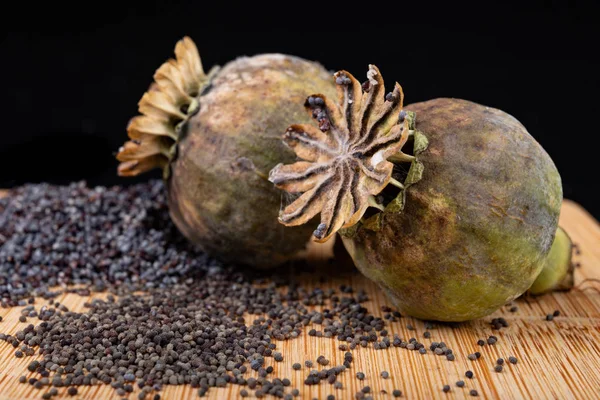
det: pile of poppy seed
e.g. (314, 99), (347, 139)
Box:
(0, 181), (527, 399)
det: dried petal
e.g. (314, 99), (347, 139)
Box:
(116, 136), (168, 162)
(117, 155), (167, 177)
(127, 116), (177, 141)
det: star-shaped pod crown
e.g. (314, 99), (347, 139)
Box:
(269, 65), (413, 242)
(116, 37), (218, 178)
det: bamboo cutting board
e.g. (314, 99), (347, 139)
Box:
(0, 193), (598, 400)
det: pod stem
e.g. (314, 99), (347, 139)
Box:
(528, 226), (574, 295)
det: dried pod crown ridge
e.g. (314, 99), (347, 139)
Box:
(269, 65), (413, 242)
(116, 37), (218, 178)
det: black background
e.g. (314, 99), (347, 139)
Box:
(1, 2), (599, 218)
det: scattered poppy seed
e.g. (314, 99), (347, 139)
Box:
(327, 395), (335, 400)
(468, 354), (477, 361)
(19, 376), (26, 384)
(465, 370), (474, 379)
(509, 356), (518, 364)
(470, 389), (479, 396)
(293, 363), (302, 370)
(495, 365), (503, 372)
(362, 386), (371, 393)
(443, 385), (450, 393)
(18, 315), (26, 323)
(393, 389), (402, 397)
(497, 358), (504, 365)
(446, 354), (455, 361)
(487, 337), (497, 345)
(334, 381), (343, 389)
(477, 339), (485, 346)
(419, 348), (427, 355)
(67, 387), (78, 396)
(356, 372), (365, 380)
(317, 355), (330, 366)
(0, 182), (409, 397)
(509, 306), (518, 312)
(456, 380), (465, 388)
(381, 371), (389, 379)
(553, 310), (560, 317)
(475, 352), (482, 359)
(423, 331), (431, 338)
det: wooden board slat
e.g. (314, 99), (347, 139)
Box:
(0, 198), (598, 400)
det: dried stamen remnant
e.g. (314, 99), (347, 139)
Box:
(269, 65), (412, 242)
(117, 37), (216, 178)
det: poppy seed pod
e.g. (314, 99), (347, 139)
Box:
(117, 37), (336, 268)
(270, 66), (571, 321)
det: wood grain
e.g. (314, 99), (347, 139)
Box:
(0, 199), (598, 400)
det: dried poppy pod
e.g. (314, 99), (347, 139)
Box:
(117, 37), (337, 268)
(270, 66), (572, 321)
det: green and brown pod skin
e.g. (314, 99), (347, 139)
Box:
(342, 98), (564, 321)
(270, 66), (568, 321)
(117, 37), (336, 268)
